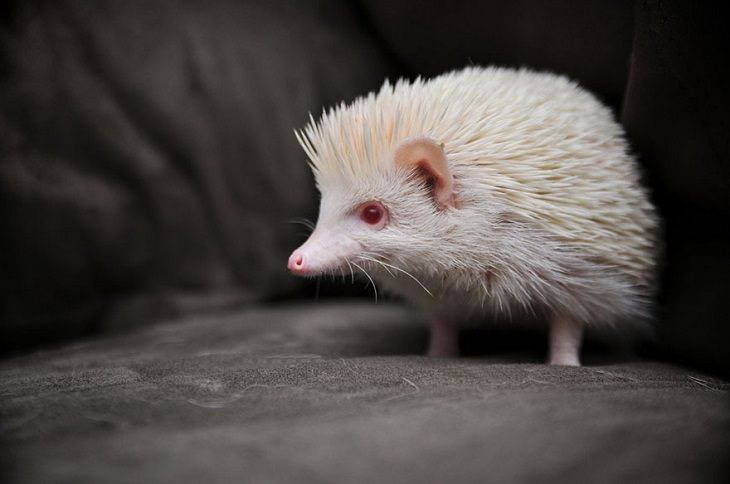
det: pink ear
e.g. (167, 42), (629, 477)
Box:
(393, 137), (455, 209)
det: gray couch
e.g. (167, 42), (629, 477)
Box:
(2, 1), (728, 482)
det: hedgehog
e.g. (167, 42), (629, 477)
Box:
(287, 66), (659, 366)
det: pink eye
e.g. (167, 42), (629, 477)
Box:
(359, 202), (385, 225)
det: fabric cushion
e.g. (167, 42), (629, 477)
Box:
(1, 302), (728, 483)
(0, 0), (395, 350)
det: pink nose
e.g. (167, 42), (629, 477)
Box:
(288, 250), (305, 273)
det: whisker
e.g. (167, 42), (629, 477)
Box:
(359, 256), (434, 298)
(359, 255), (395, 277)
(351, 261), (378, 303)
(286, 218), (316, 231)
(345, 260), (356, 284)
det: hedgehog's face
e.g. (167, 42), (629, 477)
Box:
(288, 136), (458, 280)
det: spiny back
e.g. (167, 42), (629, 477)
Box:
(298, 67), (599, 181)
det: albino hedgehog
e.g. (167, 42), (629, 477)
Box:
(288, 66), (659, 366)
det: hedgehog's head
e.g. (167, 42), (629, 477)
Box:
(288, 136), (460, 280)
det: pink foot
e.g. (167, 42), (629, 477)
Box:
(427, 318), (459, 357)
(548, 314), (582, 366)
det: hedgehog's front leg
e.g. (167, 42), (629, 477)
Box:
(427, 318), (459, 357)
(548, 313), (582, 366)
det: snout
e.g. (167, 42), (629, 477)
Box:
(287, 249), (307, 274)
(287, 228), (360, 277)
(288, 238), (323, 277)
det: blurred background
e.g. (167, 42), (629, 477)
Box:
(1, 0), (728, 376)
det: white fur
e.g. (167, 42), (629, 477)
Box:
(295, 66), (660, 330)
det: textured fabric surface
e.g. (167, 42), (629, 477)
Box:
(2, 302), (728, 484)
(0, 0), (395, 349)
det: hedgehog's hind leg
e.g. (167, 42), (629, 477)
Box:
(548, 313), (582, 366)
(427, 318), (459, 357)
